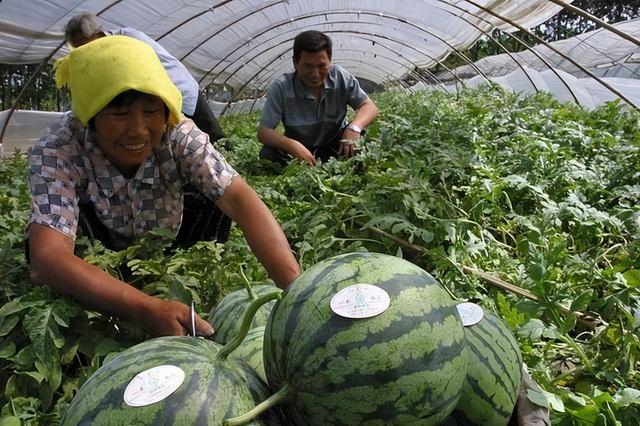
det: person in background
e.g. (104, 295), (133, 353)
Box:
(64, 12), (225, 145)
(64, 12), (232, 242)
(27, 35), (300, 337)
(257, 30), (378, 166)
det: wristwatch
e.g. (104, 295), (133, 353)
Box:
(346, 123), (362, 134)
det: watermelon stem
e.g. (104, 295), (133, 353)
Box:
(216, 290), (282, 360)
(222, 384), (291, 426)
(240, 266), (256, 300)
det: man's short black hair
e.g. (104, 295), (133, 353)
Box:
(293, 30), (332, 62)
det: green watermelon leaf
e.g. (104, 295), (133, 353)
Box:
(22, 370), (45, 384)
(60, 340), (80, 365)
(519, 319), (559, 341)
(623, 269), (640, 288)
(565, 392), (587, 408)
(34, 357), (61, 385)
(23, 304), (59, 361)
(14, 345), (36, 367)
(0, 416), (22, 426)
(614, 388), (640, 407)
(50, 298), (79, 328)
(0, 296), (30, 317)
(415, 227), (435, 243)
(527, 388), (565, 412)
(570, 289), (595, 312)
(0, 315), (20, 337)
(0, 340), (16, 359)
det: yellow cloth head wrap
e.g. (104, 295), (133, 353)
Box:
(54, 35), (182, 126)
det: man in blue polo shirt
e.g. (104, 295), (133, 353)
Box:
(257, 30), (378, 166)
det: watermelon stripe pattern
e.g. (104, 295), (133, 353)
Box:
(229, 326), (268, 383)
(209, 285), (281, 345)
(264, 252), (468, 425)
(61, 336), (273, 425)
(450, 309), (523, 425)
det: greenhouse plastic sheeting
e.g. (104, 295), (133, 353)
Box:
(0, 109), (64, 156)
(415, 67), (640, 110)
(439, 19), (640, 81)
(418, 18), (640, 109)
(0, 0), (570, 92)
(209, 98), (266, 115)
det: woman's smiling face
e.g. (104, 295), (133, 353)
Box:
(93, 92), (167, 176)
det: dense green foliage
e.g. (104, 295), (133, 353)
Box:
(0, 87), (639, 424)
(0, 64), (61, 111)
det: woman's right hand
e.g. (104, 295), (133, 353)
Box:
(140, 297), (214, 337)
(28, 224), (214, 339)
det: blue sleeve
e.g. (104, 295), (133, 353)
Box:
(259, 79), (285, 129)
(342, 68), (369, 109)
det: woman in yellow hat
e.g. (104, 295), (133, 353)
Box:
(26, 35), (300, 337)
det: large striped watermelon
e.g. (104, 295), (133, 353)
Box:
(63, 290), (283, 425)
(448, 307), (523, 425)
(209, 284), (282, 344)
(228, 326), (267, 383)
(244, 252), (469, 425)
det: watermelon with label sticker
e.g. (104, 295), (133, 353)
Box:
(62, 290), (282, 425)
(225, 252), (469, 425)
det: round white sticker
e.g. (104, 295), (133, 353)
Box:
(330, 284), (391, 319)
(123, 365), (185, 407)
(456, 302), (484, 326)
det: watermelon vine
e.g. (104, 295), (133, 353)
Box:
(0, 87), (638, 424)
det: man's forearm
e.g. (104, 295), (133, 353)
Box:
(350, 99), (378, 130)
(257, 126), (317, 165)
(257, 126), (298, 154)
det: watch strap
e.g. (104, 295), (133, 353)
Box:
(346, 123), (362, 134)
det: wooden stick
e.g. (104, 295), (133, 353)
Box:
(460, 266), (537, 301)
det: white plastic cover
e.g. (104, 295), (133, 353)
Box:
(426, 19), (640, 109)
(0, 0), (571, 92)
(415, 67), (640, 110)
(439, 19), (640, 81)
(0, 109), (64, 155)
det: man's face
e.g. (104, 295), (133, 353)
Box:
(93, 95), (166, 176)
(294, 50), (331, 90)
